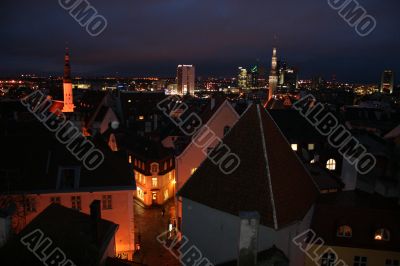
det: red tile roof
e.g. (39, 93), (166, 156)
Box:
(179, 104), (319, 229)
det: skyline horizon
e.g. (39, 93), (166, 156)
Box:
(1, 1), (399, 84)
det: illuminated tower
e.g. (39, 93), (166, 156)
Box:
(177, 65), (195, 96)
(380, 70), (394, 94)
(268, 48), (278, 101)
(62, 48), (75, 113)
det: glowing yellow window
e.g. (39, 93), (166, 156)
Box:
(326, 159), (336, 171)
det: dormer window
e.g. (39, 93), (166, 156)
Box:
(375, 228), (390, 241)
(150, 163), (159, 175)
(57, 167), (80, 190)
(337, 225), (352, 238)
(326, 159), (336, 171)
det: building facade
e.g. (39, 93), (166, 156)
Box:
(177, 65), (195, 96)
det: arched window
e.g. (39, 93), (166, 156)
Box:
(375, 228), (390, 241)
(320, 253), (336, 266)
(337, 225), (352, 237)
(326, 159), (336, 171)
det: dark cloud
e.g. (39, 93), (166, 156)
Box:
(0, 0), (399, 82)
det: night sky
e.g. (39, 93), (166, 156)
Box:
(1, 0), (399, 83)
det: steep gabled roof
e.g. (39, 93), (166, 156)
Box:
(0, 204), (118, 266)
(179, 104), (319, 229)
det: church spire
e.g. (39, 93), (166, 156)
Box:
(62, 46), (75, 113)
(268, 47), (278, 102)
(63, 47), (72, 83)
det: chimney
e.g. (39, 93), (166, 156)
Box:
(238, 211), (260, 266)
(341, 157), (358, 191)
(90, 200), (101, 244)
(0, 203), (16, 248)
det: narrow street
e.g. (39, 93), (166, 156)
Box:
(133, 199), (180, 266)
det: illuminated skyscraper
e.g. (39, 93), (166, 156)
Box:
(177, 65), (195, 96)
(278, 61), (298, 90)
(380, 70), (394, 94)
(268, 48), (278, 100)
(238, 67), (248, 89)
(62, 48), (75, 113)
(250, 65), (259, 88)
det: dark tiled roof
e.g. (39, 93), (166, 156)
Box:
(0, 204), (118, 266)
(217, 245), (288, 266)
(310, 190), (400, 252)
(306, 165), (343, 191)
(179, 104), (319, 229)
(268, 109), (325, 141)
(0, 121), (135, 193)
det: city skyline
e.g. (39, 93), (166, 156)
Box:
(1, 0), (399, 83)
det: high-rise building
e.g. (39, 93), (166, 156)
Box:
(62, 48), (75, 113)
(238, 67), (248, 89)
(268, 48), (278, 100)
(380, 70), (395, 94)
(278, 62), (298, 90)
(177, 65), (195, 96)
(250, 65), (259, 88)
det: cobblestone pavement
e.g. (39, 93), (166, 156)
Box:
(133, 199), (180, 266)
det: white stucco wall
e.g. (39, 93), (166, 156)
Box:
(175, 101), (240, 227)
(182, 198), (314, 266)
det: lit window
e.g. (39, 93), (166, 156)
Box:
(326, 159), (336, 171)
(375, 228), (390, 241)
(137, 187), (144, 201)
(337, 225), (352, 238)
(354, 256), (367, 266)
(138, 115), (144, 120)
(152, 177), (158, 188)
(129, 156), (132, 164)
(191, 168), (197, 174)
(71, 196), (81, 210)
(102, 195), (112, 210)
(320, 253), (336, 266)
(385, 259), (399, 266)
(151, 163), (159, 174)
(308, 143), (315, 150)
(50, 197), (61, 205)
(25, 198), (36, 213)
(291, 144), (298, 151)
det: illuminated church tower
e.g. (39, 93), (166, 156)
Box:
(268, 47), (278, 101)
(62, 48), (75, 113)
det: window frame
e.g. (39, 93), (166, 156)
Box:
(71, 196), (81, 210)
(353, 256), (367, 266)
(102, 195), (112, 210)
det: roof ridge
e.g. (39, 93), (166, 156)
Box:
(257, 105), (278, 230)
